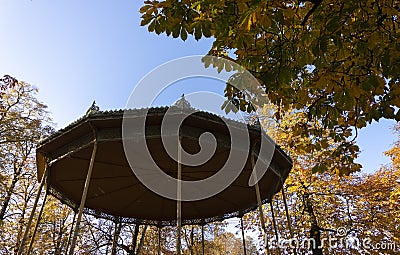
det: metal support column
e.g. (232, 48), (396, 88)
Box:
(64, 210), (77, 254)
(176, 132), (182, 255)
(26, 191), (48, 255)
(281, 179), (297, 255)
(240, 217), (247, 255)
(158, 227), (162, 255)
(17, 165), (48, 255)
(270, 201), (281, 255)
(251, 153), (271, 254)
(201, 225), (205, 255)
(68, 138), (98, 255)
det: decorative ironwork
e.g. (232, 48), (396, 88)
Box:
(85, 101), (100, 116)
(47, 182), (278, 227)
(173, 94), (192, 109)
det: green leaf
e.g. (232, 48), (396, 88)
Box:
(246, 103), (254, 113)
(194, 26), (202, 40)
(362, 78), (373, 91)
(367, 75), (379, 88)
(311, 42), (320, 56)
(382, 106), (395, 118)
(154, 21), (162, 34)
(202, 55), (212, 68)
(148, 20), (156, 32)
(312, 163), (328, 174)
(238, 9), (253, 28)
(319, 36), (328, 53)
(172, 24), (180, 38)
(180, 27), (188, 41)
(221, 100), (229, 110)
(395, 109), (400, 121)
(202, 22), (212, 38)
(327, 17), (340, 32)
(139, 5), (152, 14)
(239, 99), (246, 111)
(217, 60), (224, 73)
(140, 15), (153, 26)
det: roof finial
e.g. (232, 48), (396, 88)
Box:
(86, 101), (100, 116)
(173, 94), (192, 109)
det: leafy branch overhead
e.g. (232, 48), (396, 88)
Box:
(0, 75), (18, 117)
(140, 0), (400, 174)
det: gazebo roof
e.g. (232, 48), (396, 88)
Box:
(36, 105), (292, 226)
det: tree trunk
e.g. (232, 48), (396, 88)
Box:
(14, 190), (29, 255)
(136, 225), (147, 254)
(190, 227), (194, 255)
(310, 223), (323, 255)
(0, 171), (20, 221)
(305, 195), (323, 255)
(128, 224), (140, 255)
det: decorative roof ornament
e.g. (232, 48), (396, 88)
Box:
(173, 94), (192, 109)
(86, 101), (100, 116)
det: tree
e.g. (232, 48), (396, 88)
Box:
(244, 105), (361, 255)
(0, 78), (52, 221)
(26, 197), (77, 255)
(241, 110), (399, 255)
(180, 224), (259, 255)
(139, 3), (399, 253)
(0, 76), (53, 254)
(0, 74), (18, 114)
(140, 0), (400, 166)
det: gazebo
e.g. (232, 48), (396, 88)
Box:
(18, 99), (294, 255)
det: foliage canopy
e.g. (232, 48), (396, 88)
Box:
(0, 74), (398, 254)
(140, 0), (400, 171)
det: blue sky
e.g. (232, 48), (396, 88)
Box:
(0, 0), (397, 173)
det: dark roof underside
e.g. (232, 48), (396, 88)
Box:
(36, 107), (292, 226)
